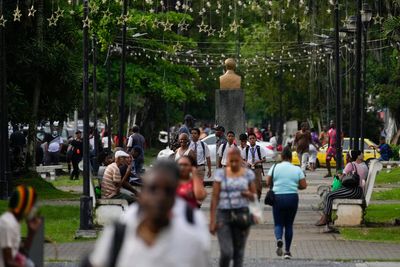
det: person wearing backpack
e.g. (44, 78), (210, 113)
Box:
(243, 132), (267, 200)
(217, 131), (236, 168)
(190, 128), (212, 179)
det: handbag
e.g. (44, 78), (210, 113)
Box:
(223, 170), (253, 230)
(264, 164), (277, 206)
(342, 163), (360, 188)
(331, 175), (342, 191)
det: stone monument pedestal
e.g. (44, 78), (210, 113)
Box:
(215, 89), (245, 138)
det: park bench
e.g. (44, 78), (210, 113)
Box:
(332, 160), (383, 226)
(380, 160), (400, 169)
(89, 167), (129, 227)
(36, 165), (64, 181)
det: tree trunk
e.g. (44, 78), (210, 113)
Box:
(26, 0), (43, 170)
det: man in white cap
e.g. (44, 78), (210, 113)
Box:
(101, 150), (138, 204)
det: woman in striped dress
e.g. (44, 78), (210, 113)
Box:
(315, 150), (368, 226)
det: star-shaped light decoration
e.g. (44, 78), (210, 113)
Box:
(299, 18), (310, 30)
(267, 18), (277, 30)
(178, 20), (189, 31)
(162, 19), (173, 31)
(218, 27), (226, 38)
(102, 8), (112, 19)
(229, 20), (239, 33)
(13, 5), (22, 22)
(47, 14), (58, 26)
(28, 5), (37, 17)
(139, 16), (148, 27)
(55, 7), (64, 19)
(82, 16), (92, 28)
(172, 42), (183, 53)
(197, 20), (208, 33)
(341, 16), (349, 27)
(291, 14), (297, 24)
(152, 18), (160, 29)
(373, 14), (384, 25)
(117, 13), (129, 25)
(207, 26), (216, 36)
(326, 8), (332, 14)
(89, 1), (99, 14)
(0, 15), (7, 27)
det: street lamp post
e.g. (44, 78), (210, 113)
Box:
(92, 36), (99, 174)
(0, 0), (9, 199)
(118, 0), (128, 148)
(354, 0), (362, 151)
(334, 1), (343, 171)
(360, 3), (372, 153)
(79, 0), (93, 231)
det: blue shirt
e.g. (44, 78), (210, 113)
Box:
(214, 168), (255, 210)
(267, 161), (305, 194)
(379, 143), (391, 161)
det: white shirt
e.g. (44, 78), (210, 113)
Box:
(0, 212), (21, 267)
(189, 141), (210, 165)
(217, 143), (237, 166)
(90, 204), (208, 267)
(238, 145), (249, 160)
(48, 137), (63, 152)
(102, 137), (112, 149)
(242, 145), (268, 165)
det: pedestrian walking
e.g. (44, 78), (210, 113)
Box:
(238, 133), (249, 160)
(190, 128), (212, 179)
(309, 128), (321, 171)
(242, 132), (267, 200)
(293, 122), (312, 172)
(215, 125), (227, 166)
(210, 148), (256, 267)
(0, 186), (42, 267)
(179, 114), (196, 136)
(266, 146), (307, 259)
(325, 121), (339, 178)
(68, 130), (83, 180)
(90, 160), (208, 267)
(177, 156), (207, 208)
(319, 125), (329, 146)
(127, 126), (145, 153)
(217, 131), (236, 168)
(174, 133), (196, 162)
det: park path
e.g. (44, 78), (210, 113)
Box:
(44, 166), (400, 266)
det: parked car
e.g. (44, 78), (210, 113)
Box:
(157, 134), (278, 165)
(291, 137), (381, 167)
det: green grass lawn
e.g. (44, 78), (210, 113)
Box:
(373, 188), (400, 201)
(50, 175), (83, 187)
(13, 172), (79, 200)
(364, 204), (400, 224)
(0, 201), (80, 243)
(340, 227), (400, 243)
(375, 168), (400, 185)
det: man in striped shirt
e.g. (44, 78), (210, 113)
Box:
(101, 151), (137, 204)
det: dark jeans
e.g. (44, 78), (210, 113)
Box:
(217, 209), (250, 267)
(46, 152), (60, 165)
(70, 158), (81, 180)
(272, 193), (299, 253)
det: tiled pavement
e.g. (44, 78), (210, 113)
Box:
(45, 167), (400, 266)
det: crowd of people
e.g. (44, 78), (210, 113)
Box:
(1, 117), (395, 267)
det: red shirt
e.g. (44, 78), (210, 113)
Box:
(176, 180), (198, 208)
(328, 128), (337, 147)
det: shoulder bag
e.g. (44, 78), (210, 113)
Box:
(342, 163), (360, 188)
(223, 170), (253, 230)
(264, 164), (277, 206)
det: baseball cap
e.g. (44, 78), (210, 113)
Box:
(115, 150), (130, 159)
(214, 125), (225, 132)
(184, 114), (195, 121)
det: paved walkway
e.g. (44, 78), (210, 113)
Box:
(44, 167), (400, 266)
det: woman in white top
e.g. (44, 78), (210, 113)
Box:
(174, 133), (196, 162)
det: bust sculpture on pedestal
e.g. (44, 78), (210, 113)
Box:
(219, 58), (242, 90)
(215, 58), (245, 142)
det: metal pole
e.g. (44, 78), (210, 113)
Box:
(360, 24), (367, 153)
(334, 1), (342, 171)
(118, 0), (128, 148)
(92, 36), (99, 174)
(106, 47), (112, 151)
(80, 0), (93, 230)
(354, 0), (362, 151)
(0, 0), (9, 199)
